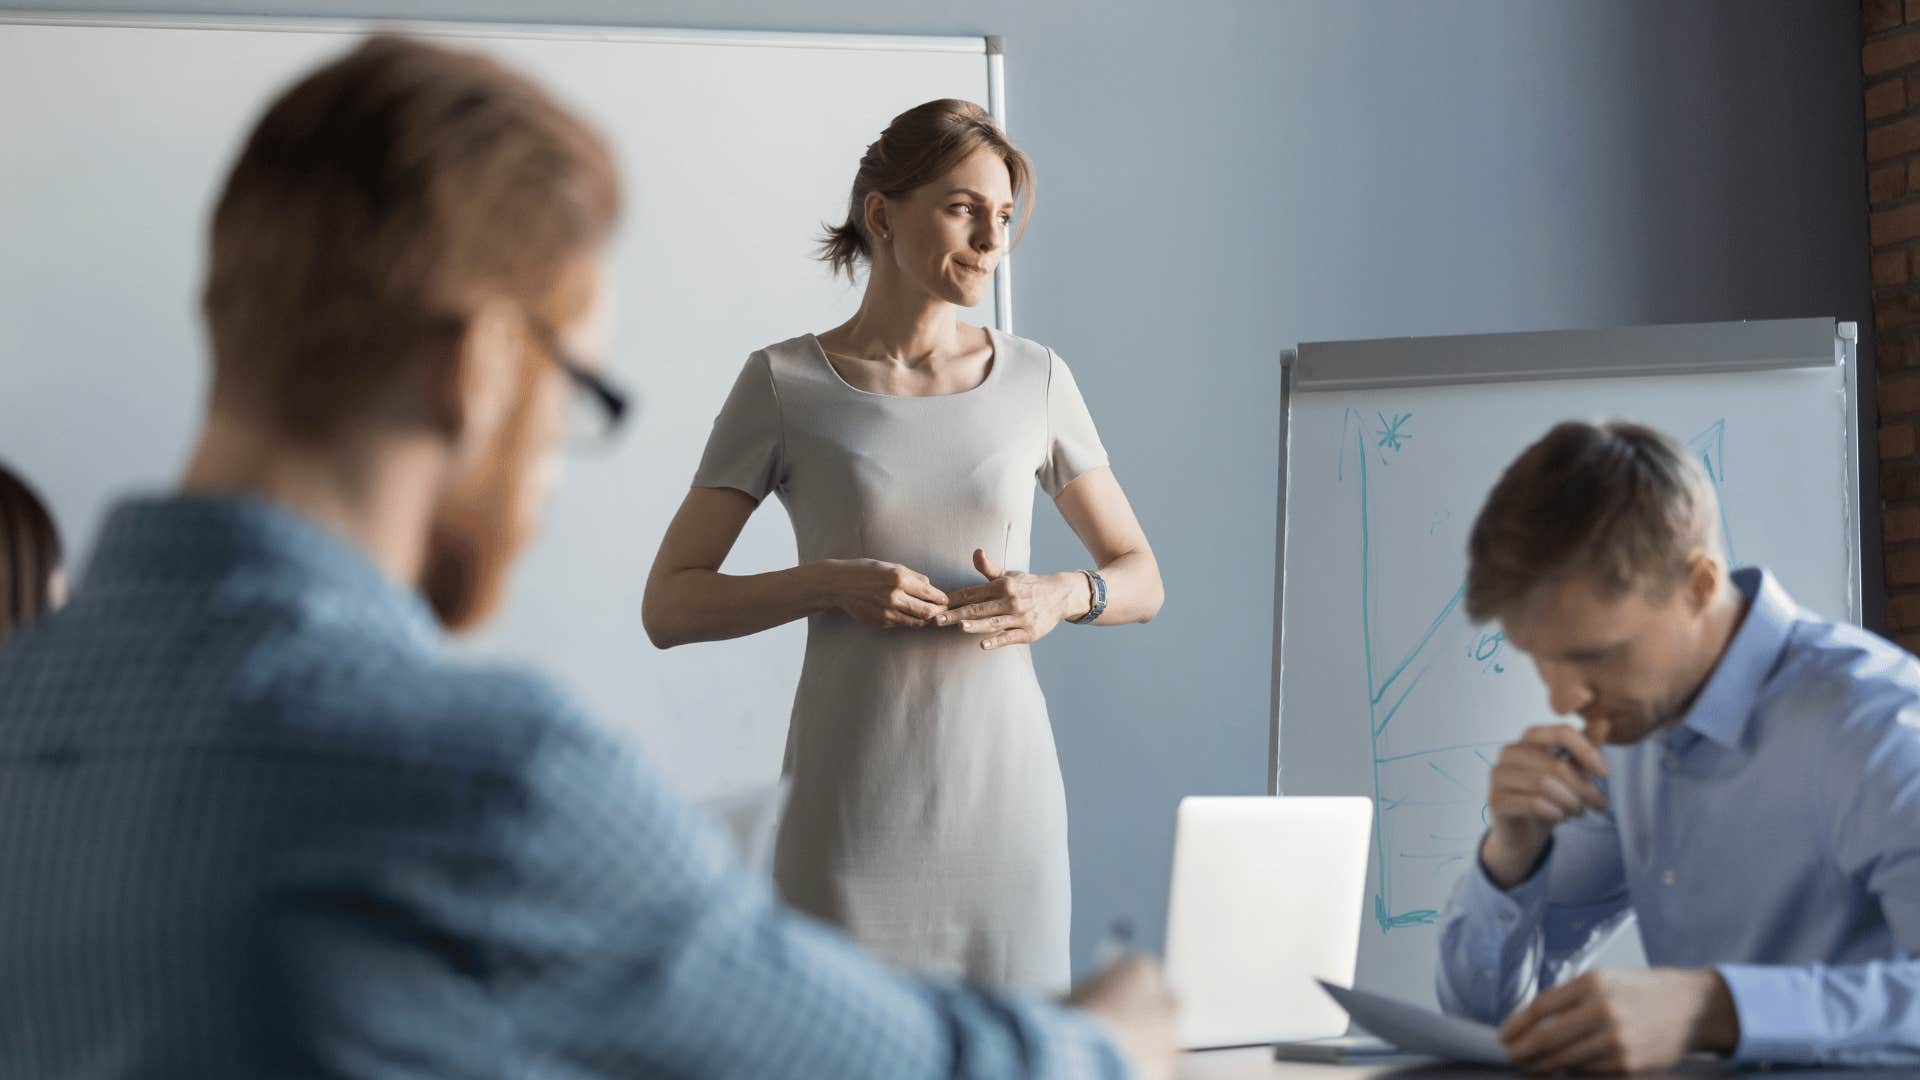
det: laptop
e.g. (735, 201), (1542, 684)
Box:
(1163, 795), (1374, 1049)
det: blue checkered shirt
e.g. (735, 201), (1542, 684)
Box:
(0, 496), (1127, 1078)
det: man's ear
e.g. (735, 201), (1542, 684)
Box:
(434, 298), (520, 459)
(1685, 549), (1723, 614)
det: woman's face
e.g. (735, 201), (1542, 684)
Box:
(874, 147), (1016, 308)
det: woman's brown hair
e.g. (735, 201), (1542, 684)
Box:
(819, 99), (1033, 280)
(0, 461), (62, 645)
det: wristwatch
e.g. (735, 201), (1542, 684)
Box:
(1071, 570), (1108, 625)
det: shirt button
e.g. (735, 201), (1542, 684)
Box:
(1500, 911), (1515, 923)
(1662, 869), (1677, 886)
(1663, 752), (1679, 769)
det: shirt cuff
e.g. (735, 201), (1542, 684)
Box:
(1716, 964), (1819, 1065)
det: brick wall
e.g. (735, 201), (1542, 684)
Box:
(1866, 0), (1920, 651)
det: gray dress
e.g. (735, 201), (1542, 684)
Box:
(692, 328), (1108, 993)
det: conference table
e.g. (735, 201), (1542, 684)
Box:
(1180, 1047), (1914, 1078)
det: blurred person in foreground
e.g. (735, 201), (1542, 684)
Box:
(0, 35), (1172, 1079)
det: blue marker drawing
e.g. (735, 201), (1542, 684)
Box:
(1339, 407), (1463, 930)
(1338, 411), (1734, 932)
(1470, 631), (1506, 675)
(1427, 760), (1471, 792)
(1689, 420), (1736, 566)
(1376, 411), (1414, 454)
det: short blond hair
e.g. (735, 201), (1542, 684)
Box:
(1465, 420), (1721, 622)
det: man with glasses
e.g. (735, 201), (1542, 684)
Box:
(0, 36), (1174, 1078)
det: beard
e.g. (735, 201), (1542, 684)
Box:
(1590, 695), (1684, 744)
(420, 507), (516, 632)
(420, 435), (538, 633)
(418, 353), (562, 634)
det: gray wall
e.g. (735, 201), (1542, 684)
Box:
(18, 0), (1874, 976)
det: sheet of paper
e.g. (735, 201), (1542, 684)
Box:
(1317, 980), (1510, 1067)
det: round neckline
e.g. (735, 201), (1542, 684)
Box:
(805, 327), (1002, 400)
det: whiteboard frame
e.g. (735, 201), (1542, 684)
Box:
(986, 35), (1014, 334)
(0, 11), (1015, 334)
(1269, 317), (1864, 794)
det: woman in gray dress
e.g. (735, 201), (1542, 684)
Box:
(643, 99), (1163, 993)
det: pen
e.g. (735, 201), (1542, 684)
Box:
(1092, 917), (1136, 968)
(1549, 743), (1611, 811)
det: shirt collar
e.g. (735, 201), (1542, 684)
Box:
(80, 494), (441, 652)
(1674, 567), (1797, 750)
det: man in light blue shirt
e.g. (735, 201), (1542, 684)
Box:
(0, 35), (1171, 1078)
(1437, 419), (1920, 1072)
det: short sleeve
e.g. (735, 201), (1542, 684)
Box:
(1038, 350), (1109, 498)
(692, 352), (784, 502)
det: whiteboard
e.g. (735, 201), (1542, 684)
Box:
(1272, 318), (1861, 1002)
(0, 16), (1001, 799)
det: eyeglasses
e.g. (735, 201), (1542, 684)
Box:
(526, 317), (634, 451)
